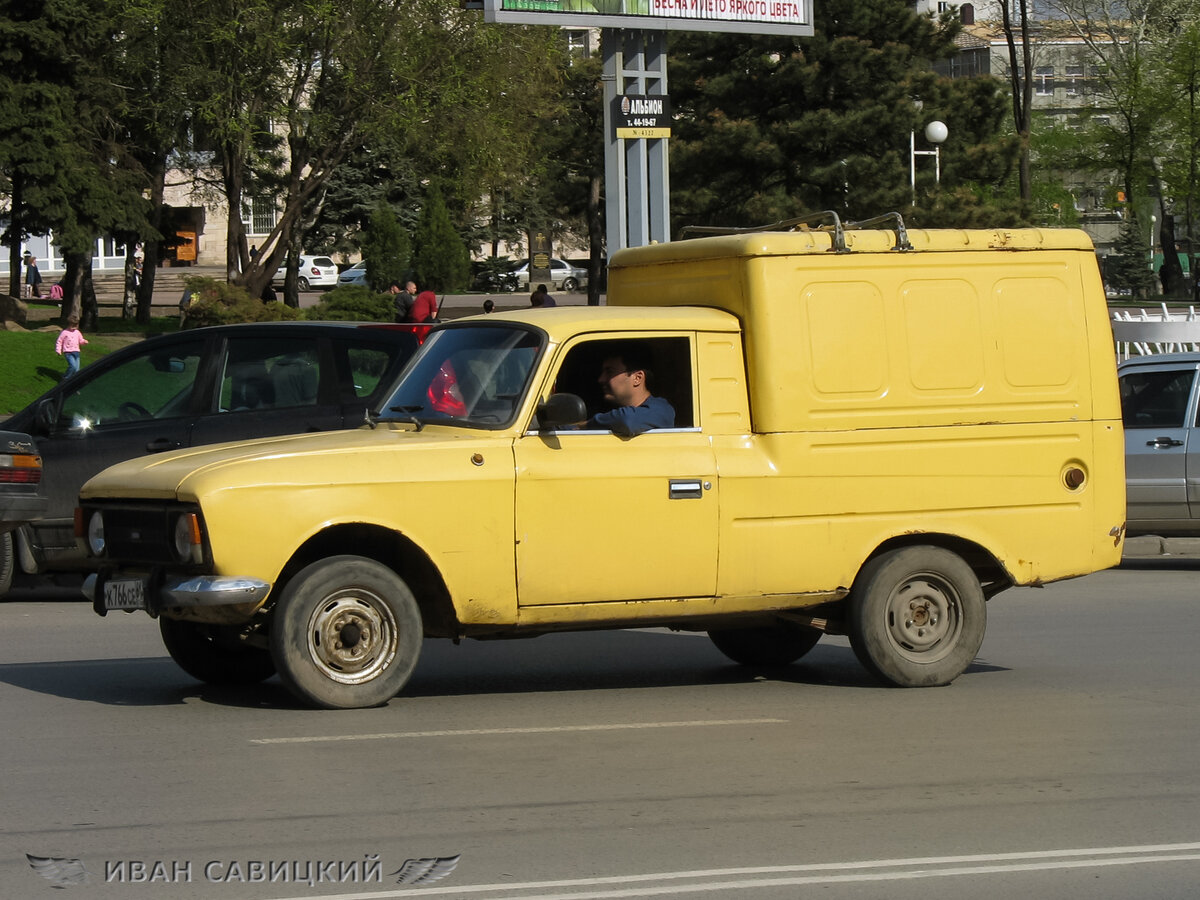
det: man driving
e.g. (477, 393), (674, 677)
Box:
(586, 344), (675, 436)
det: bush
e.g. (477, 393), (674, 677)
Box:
(303, 285), (393, 322)
(181, 276), (302, 328)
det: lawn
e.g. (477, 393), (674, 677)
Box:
(0, 314), (180, 418)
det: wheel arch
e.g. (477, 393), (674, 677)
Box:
(860, 533), (1013, 599)
(272, 523), (459, 637)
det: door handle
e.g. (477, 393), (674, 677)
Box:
(146, 438), (181, 453)
(669, 479), (706, 499)
(1147, 437), (1184, 448)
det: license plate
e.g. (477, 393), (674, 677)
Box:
(104, 578), (148, 612)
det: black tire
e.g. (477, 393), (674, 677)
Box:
(708, 621), (822, 666)
(269, 556), (422, 709)
(562, 277), (579, 292)
(160, 617), (276, 685)
(847, 546), (986, 687)
(0, 531), (14, 597)
(297, 276), (310, 291)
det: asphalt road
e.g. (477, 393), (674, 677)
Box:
(1, 561), (1198, 899)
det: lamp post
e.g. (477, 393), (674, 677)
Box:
(910, 120), (948, 205)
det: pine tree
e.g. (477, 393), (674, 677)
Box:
(362, 203), (411, 292)
(1107, 216), (1158, 299)
(667, 0), (1021, 230)
(412, 183), (470, 293)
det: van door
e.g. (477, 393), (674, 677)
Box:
(513, 335), (717, 606)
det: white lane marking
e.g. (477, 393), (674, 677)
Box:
(259, 843), (1200, 900)
(250, 718), (787, 744)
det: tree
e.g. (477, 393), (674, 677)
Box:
(361, 203), (410, 293)
(667, 0), (1020, 231)
(412, 182), (470, 292)
(0, 0), (149, 324)
(1107, 215), (1158, 298)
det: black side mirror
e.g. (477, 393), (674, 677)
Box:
(33, 397), (59, 435)
(535, 393), (587, 431)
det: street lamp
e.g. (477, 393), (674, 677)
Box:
(910, 120), (948, 205)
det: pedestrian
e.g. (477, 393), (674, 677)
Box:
(530, 283), (556, 308)
(408, 290), (439, 323)
(55, 315), (88, 380)
(25, 254), (43, 299)
(482, 299), (495, 313)
(390, 280), (416, 323)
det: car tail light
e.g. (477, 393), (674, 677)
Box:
(0, 453), (42, 483)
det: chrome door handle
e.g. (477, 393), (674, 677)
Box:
(669, 479), (705, 499)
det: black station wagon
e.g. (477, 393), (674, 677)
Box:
(0, 321), (429, 595)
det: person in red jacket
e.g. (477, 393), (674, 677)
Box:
(408, 290), (439, 323)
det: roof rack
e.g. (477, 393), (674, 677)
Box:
(678, 210), (912, 252)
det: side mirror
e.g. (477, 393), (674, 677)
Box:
(535, 393), (587, 431)
(33, 398), (59, 435)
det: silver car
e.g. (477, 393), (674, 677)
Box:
(1119, 353), (1200, 535)
(510, 258), (587, 292)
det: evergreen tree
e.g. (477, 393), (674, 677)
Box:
(362, 203), (411, 292)
(667, 0), (1020, 230)
(1107, 215), (1158, 299)
(412, 183), (470, 293)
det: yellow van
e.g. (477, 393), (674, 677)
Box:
(79, 219), (1126, 708)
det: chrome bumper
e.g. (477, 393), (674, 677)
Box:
(83, 571), (272, 613)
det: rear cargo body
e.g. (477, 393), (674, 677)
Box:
(608, 228), (1125, 589)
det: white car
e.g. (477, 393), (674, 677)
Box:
(273, 255), (338, 291)
(511, 258), (587, 292)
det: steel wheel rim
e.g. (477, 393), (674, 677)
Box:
(305, 589), (399, 685)
(884, 574), (962, 663)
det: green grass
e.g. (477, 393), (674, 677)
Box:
(0, 324), (168, 418)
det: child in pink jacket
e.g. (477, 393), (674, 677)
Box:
(55, 316), (88, 379)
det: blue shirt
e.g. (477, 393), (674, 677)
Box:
(587, 395), (675, 436)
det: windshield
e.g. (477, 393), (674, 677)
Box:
(379, 324), (544, 428)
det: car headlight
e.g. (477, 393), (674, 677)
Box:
(172, 512), (203, 564)
(87, 511), (105, 557)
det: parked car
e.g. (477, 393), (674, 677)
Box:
(0, 321), (430, 596)
(510, 258), (587, 292)
(273, 255), (338, 291)
(1119, 352), (1200, 536)
(0, 431), (48, 594)
(337, 261), (369, 288)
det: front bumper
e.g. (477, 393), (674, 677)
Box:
(83, 570), (271, 616)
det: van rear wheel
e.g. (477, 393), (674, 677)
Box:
(270, 556), (422, 709)
(848, 546), (985, 687)
(708, 622), (822, 666)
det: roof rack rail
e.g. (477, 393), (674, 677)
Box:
(679, 210), (913, 252)
(680, 210), (847, 251)
(845, 212), (912, 251)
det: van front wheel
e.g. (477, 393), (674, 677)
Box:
(270, 556), (423, 709)
(848, 546), (985, 687)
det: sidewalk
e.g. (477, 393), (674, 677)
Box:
(19, 266), (599, 326)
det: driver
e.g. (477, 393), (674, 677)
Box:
(586, 344), (674, 436)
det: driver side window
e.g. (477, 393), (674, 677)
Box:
(57, 340), (205, 431)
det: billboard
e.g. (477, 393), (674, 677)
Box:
(482, 0), (813, 37)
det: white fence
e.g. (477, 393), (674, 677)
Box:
(1111, 305), (1200, 361)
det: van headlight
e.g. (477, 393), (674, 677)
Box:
(87, 512), (105, 557)
(172, 512), (203, 564)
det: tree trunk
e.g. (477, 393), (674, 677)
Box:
(1158, 210), (1185, 297)
(586, 172), (603, 306)
(122, 241), (139, 319)
(136, 161), (168, 324)
(7, 175), (26, 298)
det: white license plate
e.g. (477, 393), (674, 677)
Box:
(104, 578), (148, 611)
